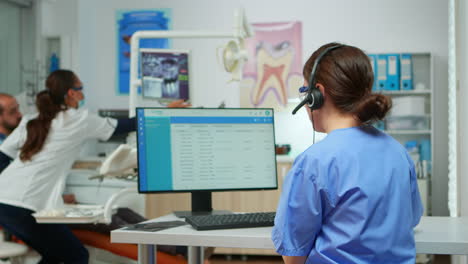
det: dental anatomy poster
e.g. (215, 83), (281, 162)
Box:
(241, 21), (302, 110)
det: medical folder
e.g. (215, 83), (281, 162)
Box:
(385, 54), (400, 90)
(400, 54), (413, 90)
(377, 54), (387, 90)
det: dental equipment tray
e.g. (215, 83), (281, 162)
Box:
(33, 204), (105, 224)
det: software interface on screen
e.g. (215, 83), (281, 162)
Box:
(137, 108), (277, 193)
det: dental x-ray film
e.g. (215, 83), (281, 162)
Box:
(141, 49), (190, 101)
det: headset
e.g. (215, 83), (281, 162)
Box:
(292, 44), (344, 115)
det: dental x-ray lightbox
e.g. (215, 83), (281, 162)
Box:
(140, 48), (190, 102)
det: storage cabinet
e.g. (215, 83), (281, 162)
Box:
(375, 53), (433, 215)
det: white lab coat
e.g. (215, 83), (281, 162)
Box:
(0, 108), (117, 212)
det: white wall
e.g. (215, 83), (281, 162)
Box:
(0, 1), (21, 95)
(0, 1), (35, 102)
(68, 0), (449, 214)
(36, 0), (78, 84)
(40, 0), (77, 37)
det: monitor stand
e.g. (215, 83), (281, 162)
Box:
(174, 191), (232, 218)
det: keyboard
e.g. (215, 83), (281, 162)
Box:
(185, 212), (276, 231)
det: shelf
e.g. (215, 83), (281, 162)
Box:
(384, 130), (431, 135)
(379, 90), (431, 96)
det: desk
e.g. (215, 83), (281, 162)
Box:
(415, 216), (468, 254)
(111, 215), (468, 264)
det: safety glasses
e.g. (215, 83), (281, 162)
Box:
(298, 86), (308, 101)
(71, 86), (83, 91)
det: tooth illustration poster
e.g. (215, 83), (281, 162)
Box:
(240, 22), (302, 110)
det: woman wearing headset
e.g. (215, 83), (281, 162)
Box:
(272, 43), (423, 264)
(0, 69), (189, 263)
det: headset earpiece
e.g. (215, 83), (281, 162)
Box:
(307, 87), (324, 110)
(292, 44), (344, 115)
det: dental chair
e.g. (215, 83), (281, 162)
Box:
(0, 220), (28, 264)
(0, 240), (28, 264)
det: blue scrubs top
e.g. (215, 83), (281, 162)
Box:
(272, 126), (423, 264)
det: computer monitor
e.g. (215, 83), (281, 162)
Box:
(136, 107), (277, 217)
(140, 48), (190, 101)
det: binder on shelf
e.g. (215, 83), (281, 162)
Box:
(419, 139), (431, 161)
(400, 53), (413, 90)
(385, 54), (400, 90)
(368, 54), (378, 91)
(377, 54), (387, 90)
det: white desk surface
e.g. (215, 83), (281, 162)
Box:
(415, 216), (468, 255)
(111, 214), (273, 249)
(111, 215), (468, 255)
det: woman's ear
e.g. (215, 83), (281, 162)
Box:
(66, 89), (73, 98)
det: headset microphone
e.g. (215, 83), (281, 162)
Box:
(292, 99), (307, 115)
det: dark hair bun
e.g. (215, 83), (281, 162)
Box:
(354, 94), (392, 123)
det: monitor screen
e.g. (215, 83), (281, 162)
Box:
(137, 108), (278, 196)
(140, 49), (190, 101)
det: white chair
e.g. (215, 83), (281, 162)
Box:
(0, 241), (28, 264)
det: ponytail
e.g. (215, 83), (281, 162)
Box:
(353, 94), (392, 124)
(20, 69), (74, 161)
(20, 91), (63, 161)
